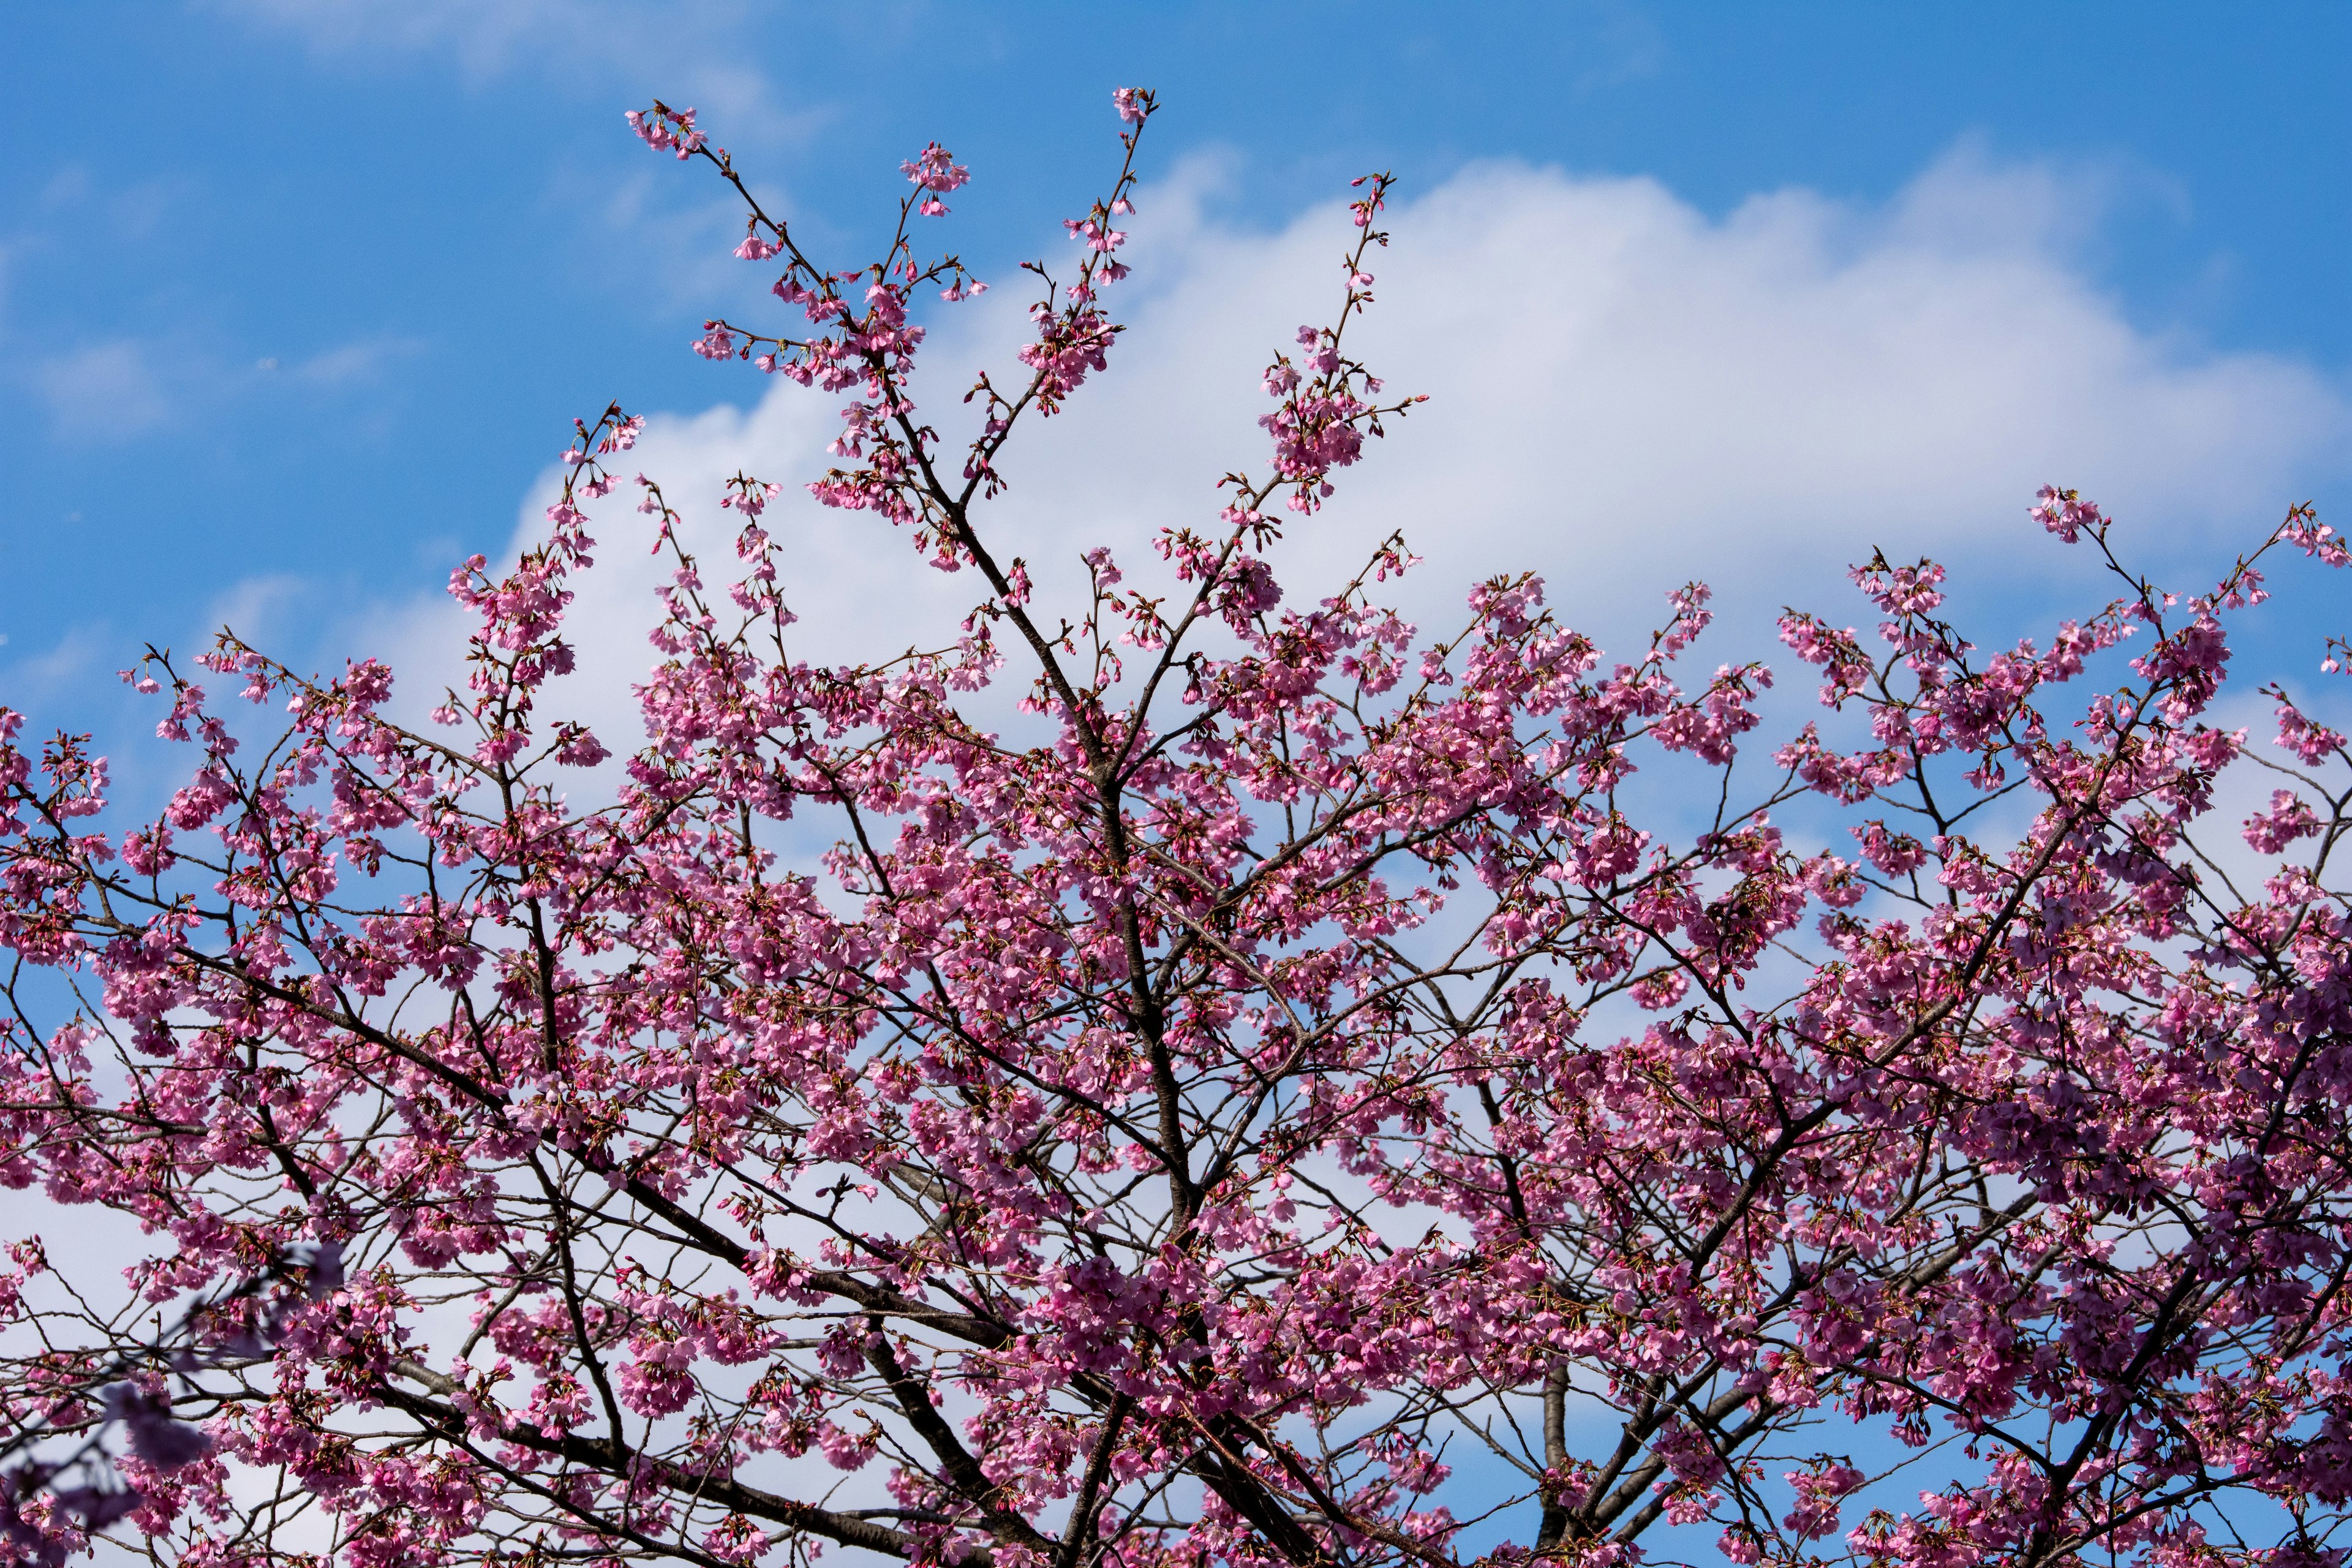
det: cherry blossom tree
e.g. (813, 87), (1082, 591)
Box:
(4, 88), (2352, 1568)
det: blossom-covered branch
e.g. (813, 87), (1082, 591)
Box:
(3, 88), (2350, 1568)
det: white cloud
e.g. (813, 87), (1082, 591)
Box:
(277, 333), (425, 388)
(0, 623), (111, 701)
(36, 340), (174, 442)
(1014, 146), (2343, 643)
(340, 145), (2348, 762)
(205, 573), (314, 651)
(31, 331), (429, 445)
(1562, 0), (1668, 91)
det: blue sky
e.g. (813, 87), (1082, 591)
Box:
(4, 0), (2348, 746)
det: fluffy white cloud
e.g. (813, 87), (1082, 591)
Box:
(351, 145), (2350, 756)
(1014, 147), (2344, 635)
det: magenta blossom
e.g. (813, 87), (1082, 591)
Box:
(2, 86), (2350, 1568)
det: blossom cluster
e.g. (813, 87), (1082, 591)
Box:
(2, 88), (2350, 1568)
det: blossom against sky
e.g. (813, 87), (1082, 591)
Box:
(3, 1), (2346, 737)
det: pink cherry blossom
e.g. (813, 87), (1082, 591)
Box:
(3, 87), (2351, 1568)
